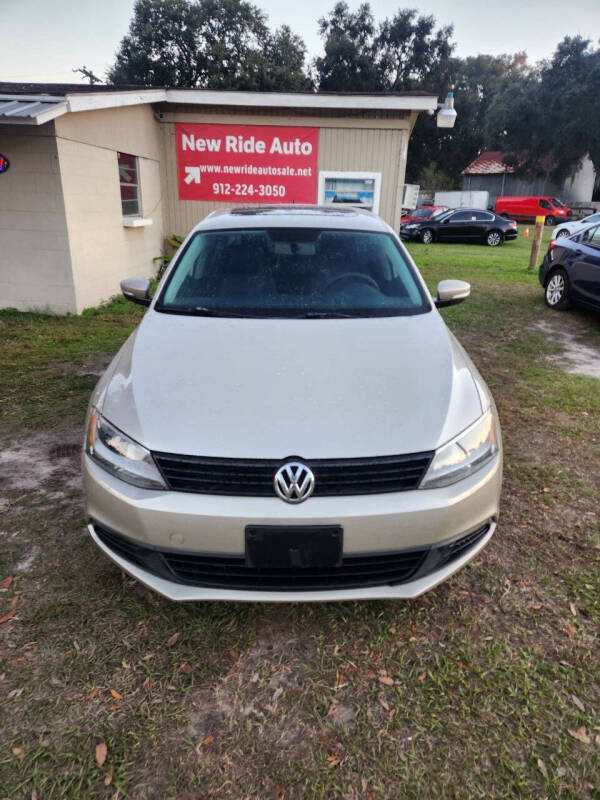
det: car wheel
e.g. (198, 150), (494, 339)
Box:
(486, 230), (503, 247)
(545, 269), (571, 310)
(420, 228), (434, 244)
(545, 215), (556, 226)
(556, 228), (569, 239)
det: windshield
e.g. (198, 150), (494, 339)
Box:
(550, 197), (565, 208)
(156, 228), (431, 318)
(412, 208), (429, 218)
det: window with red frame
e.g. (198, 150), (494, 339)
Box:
(117, 152), (140, 216)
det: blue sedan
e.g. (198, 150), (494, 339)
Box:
(539, 224), (600, 311)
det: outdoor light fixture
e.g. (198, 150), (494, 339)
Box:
(436, 92), (457, 129)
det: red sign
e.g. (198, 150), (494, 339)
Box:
(175, 123), (318, 204)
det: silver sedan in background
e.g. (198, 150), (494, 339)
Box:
(83, 206), (502, 602)
(553, 211), (600, 240)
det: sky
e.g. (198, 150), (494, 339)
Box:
(1, 0), (599, 85)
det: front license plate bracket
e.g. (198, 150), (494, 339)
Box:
(245, 525), (343, 569)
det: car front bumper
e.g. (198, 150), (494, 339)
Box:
(83, 451), (502, 602)
(399, 228), (421, 240)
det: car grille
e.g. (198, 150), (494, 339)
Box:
(152, 451), (434, 497)
(93, 522), (490, 592)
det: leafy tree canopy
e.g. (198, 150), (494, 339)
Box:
(314, 3), (454, 93)
(108, 0), (310, 90)
(487, 37), (600, 181)
(407, 52), (531, 184)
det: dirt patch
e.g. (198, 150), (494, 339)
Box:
(531, 318), (600, 379)
(54, 355), (112, 378)
(14, 545), (40, 573)
(0, 429), (82, 496)
(187, 626), (315, 761)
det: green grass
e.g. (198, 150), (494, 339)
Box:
(1, 230), (599, 799)
(0, 297), (143, 433)
(405, 224), (554, 284)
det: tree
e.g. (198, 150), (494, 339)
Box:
(314, 3), (380, 92)
(487, 37), (600, 181)
(108, 0), (310, 90)
(256, 26), (311, 92)
(314, 3), (454, 94)
(406, 53), (531, 184)
(108, 0), (201, 86)
(376, 9), (454, 92)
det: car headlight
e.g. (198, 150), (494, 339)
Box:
(404, 223), (419, 229)
(85, 409), (166, 489)
(420, 410), (499, 489)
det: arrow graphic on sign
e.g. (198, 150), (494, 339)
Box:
(184, 167), (201, 184)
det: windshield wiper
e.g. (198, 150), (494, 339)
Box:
(192, 306), (251, 317)
(156, 305), (354, 319)
(299, 311), (354, 318)
(154, 305), (252, 317)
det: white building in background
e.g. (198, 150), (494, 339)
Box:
(462, 151), (596, 208)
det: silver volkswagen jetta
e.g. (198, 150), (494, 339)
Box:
(83, 206), (502, 601)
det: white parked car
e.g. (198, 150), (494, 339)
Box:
(83, 206), (502, 602)
(553, 211), (600, 240)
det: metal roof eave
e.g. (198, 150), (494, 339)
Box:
(0, 86), (438, 125)
(164, 88), (438, 112)
(65, 88), (167, 113)
(0, 96), (68, 125)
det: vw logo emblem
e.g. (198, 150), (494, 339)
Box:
(274, 461), (315, 504)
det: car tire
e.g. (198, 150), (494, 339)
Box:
(545, 268), (571, 310)
(420, 228), (434, 244)
(486, 230), (503, 247)
(556, 228), (569, 239)
(545, 215), (556, 226)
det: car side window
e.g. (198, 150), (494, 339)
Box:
(449, 211), (471, 222)
(587, 213), (600, 224)
(539, 199), (552, 210)
(582, 225), (598, 243)
(588, 226), (600, 247)
(473, 211), (493, 221)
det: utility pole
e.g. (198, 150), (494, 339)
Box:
(72, 66), (101, 85)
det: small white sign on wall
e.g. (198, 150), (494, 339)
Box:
(318, 171), (381, 214)
(402, 184), (420, 210)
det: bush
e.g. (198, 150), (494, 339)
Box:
(153, 234), (184, 281)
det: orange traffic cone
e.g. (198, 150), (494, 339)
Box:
(524, 227), (530, 238)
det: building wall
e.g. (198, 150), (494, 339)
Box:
(157, 106), (413, 236)
(562, 155), (596, 205)
(0, 102), (421, 314)
(0, 123), (75, 313)
(463, 157), (596, 208)
(54, 104), (164, 312)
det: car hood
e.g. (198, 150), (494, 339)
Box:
(99, 310), (484, 459)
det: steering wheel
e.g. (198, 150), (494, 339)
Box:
(326, 272), (379, 291)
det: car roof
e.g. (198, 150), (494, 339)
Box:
(192, 205), (392, 233)
(447, 207), (493, 213)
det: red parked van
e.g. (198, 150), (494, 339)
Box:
(494, 196), (571, 226)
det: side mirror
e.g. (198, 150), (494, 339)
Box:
(121, 277), (152, 307)
(435, 279), (470, 308)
